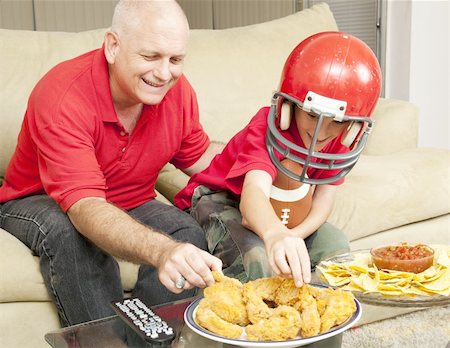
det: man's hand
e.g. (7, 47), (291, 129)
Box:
(156, 240), (223, 293)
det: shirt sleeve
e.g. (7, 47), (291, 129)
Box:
(170, 76), (210, 169)
(225, 111), (277, 195)
(31, 104), (106, 212)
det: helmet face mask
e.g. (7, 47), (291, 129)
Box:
(266, 32), (382, 185)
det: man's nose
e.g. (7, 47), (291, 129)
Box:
(154, 59), (171, 81)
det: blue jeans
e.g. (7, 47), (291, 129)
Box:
(0, 195), (207, 327)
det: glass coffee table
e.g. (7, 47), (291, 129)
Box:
(45, 296), (343, 348)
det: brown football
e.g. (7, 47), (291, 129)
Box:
(269, 158), (313, 228)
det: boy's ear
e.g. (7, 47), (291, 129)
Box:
(341, 122), (363, 148)
(280, 102), (293, 130)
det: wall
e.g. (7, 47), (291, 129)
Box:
(0, 0), (297, 31)
(385, 0), (449, 149)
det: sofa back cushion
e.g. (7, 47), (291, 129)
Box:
(0, 3), (337, 176)
(0, 28), (106, 176)
(184, 3), (338, 142)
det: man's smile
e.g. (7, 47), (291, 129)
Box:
(142, 77), (165, 88)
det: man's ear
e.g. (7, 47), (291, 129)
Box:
(104, 31), (119, 64)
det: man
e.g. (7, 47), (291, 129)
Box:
(0, 0), (222, 326)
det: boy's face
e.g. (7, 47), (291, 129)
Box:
(294, 107), (350, 151)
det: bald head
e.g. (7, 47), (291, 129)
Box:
(111, 0), (189, 39)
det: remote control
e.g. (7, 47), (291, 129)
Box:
(111, 297), (176, 346)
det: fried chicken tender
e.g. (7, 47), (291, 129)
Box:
(274, 278), (302, 306)
(245, 305), (301, 341)
(243, 277), (301, 341)
(296, 285), (321, 337)
(202, 271), (249, 326)
(196, 299), (243, 339)
(318, 288), (356, 333)
(243, 277), (284, 323)
(247, 276), (285, 301)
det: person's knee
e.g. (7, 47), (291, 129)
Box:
(308, 223), (350, 267)
(242, 246), (274, 281)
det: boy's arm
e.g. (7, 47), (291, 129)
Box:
(290, 184), (338, 239)
(239, 170), (311, 286)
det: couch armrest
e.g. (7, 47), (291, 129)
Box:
(156, 164), (189, 204)
(363, 98), (419, 155)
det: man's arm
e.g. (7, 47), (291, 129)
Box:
(182, 141), (225, 176)
(67, 197), (221, 292)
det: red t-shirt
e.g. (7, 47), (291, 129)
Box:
(0, 48), (209, 212)
(174, 107), (347, 210)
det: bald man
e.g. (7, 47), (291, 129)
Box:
(0, 0), (222, 326)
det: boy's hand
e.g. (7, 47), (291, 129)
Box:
(264, 230), (311, 287)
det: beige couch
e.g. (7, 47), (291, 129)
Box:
(0, 3), (449, 347)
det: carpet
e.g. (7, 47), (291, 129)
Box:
(342, 305), (450, 348)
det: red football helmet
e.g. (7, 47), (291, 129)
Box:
(266, 31), (382, 185)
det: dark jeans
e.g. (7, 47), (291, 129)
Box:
(0, 195), (207, 327)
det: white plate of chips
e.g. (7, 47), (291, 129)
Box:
(316, 245), (450, 307)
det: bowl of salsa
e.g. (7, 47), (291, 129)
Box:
(370, 244), (434, 273)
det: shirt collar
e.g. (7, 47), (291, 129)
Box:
(92, 45), (117, 123)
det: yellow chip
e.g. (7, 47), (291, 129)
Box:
(349, 264), (369, 274)
(317, 266), (352, 286)
(415, 269), (450, 292)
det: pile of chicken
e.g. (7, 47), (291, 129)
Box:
(195, 272), (356, 341)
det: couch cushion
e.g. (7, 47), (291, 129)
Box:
(329, 148), (450, 241)
(0, 227), (139, 302)
(0, 28), (107, 176)
(364, 98), (419, 155)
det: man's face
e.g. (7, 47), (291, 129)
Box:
(107, 20), (187, 106)
(295, 107), (350, 151)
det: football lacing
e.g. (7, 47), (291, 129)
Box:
(281, 208), (290, 225)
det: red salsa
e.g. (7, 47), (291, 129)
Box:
(372, 244), (433, 260)
(370, 244), (434, 273)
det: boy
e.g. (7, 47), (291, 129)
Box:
(175, 32), (382, 287)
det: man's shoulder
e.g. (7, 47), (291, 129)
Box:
(43, 48), (100, 81)
(28, 48), (104, 125)
(32, 49), (99, 99)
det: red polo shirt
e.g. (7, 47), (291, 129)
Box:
(0, 48), (209, 212)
